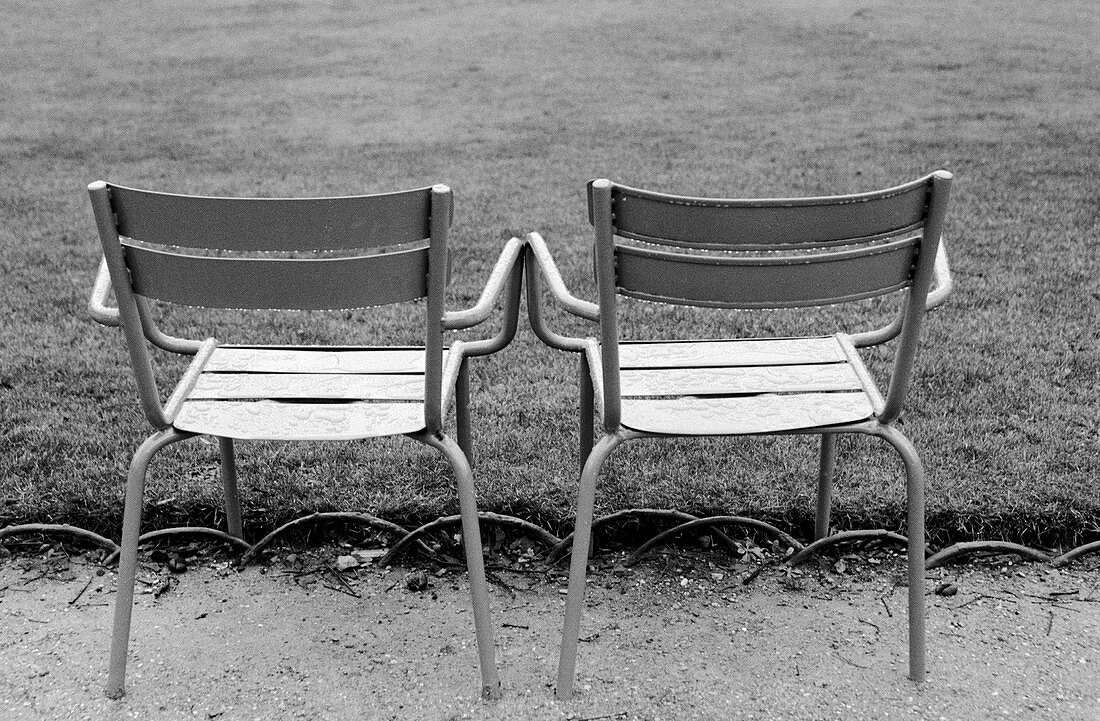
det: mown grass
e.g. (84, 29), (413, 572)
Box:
(1, 0), (1098, 549)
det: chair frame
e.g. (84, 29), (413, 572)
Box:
(525, 172), (953, 698)
(88, 181), (524, 701)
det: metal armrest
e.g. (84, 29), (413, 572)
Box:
(925, 242), (953, 311)
(849, 238), (954, 348)
(524, 232), (600, 354)
(440, 237), (525, 359)
(442, 236), (525, 331)
(524, 232), (600, 322)
(88, 257), (121, 327)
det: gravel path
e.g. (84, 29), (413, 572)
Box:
(2, 547), (1098, 720)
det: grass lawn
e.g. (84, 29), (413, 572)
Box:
(1, 0), (1097, 549)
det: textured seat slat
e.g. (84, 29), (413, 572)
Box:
(173, 399), (425, 440)
(189, 372), (424, 401)
(620, 363), (862, 397)
(618, 337), (846, 369)
(621, 391), (874, 436)
(204, 347), (442, 374)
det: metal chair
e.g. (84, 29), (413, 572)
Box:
(525, 172), (954, 698)
(87, 181), (523, 700)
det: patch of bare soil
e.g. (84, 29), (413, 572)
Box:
(1, 540), (1098, 721)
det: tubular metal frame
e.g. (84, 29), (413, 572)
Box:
(88, 181), (525, 701)
(525, 171), (953, 699)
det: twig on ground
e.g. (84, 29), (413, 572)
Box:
(322, 581), (360, 598)
(880, 597), (892, 617)
(1021, 592), (1081, 609)
(835, 650), (871, 669)
(326, 564), (360, 596)
(486, 570), (517, 598)
(502, 622), (529, 629)
(69, 574), (95, 605)
(283, 568), (320, 578)
(741, 560), (771, 585)
(1049, 589), (1080, 597)
(950, 593), (1016, 611)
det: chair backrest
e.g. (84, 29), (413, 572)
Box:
(88, 181), (453, 430)
(587, 172), (953, 428)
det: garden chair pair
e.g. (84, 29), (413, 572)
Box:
(88, 170), (952, 701)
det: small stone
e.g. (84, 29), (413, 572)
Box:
(405, 570), (429, 592)
(335, 555), (359, 571)
(350, 549), (386, 565)
(167, 555), (187, 574)
(934, 582), (958, 597)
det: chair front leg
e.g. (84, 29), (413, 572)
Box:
(815, 433), (837, 541)
(419, 432), (501, 700)
(218, 436), (243, 539)
(455, 359), (473, 466)
(106, 427), (190, 699)
(557, 431), (625, 700)
(578, 355), (595, 475)
(876, 424), (927, 682)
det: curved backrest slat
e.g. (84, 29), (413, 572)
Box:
(123, 243), (430, 310)
(590, 176), (929, 250)
(614, 236), (919, 308)
(110, 184), (438, 251)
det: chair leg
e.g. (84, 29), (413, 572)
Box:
(578, 356), (595, 476)
(557, 432), (624, 700)
(421, 432), (500, 700)
(106, 428), (189, 699)
(815, 433), (837, 541)
(218, 436), (243, 539)
(456, 359), (474, 467)
(877, 425), (927, 682)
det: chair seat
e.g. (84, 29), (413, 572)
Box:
(614, 336), (882, 435)
(171, 346), (442, 440)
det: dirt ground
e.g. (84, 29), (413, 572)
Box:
(1, 541), (1099, 721)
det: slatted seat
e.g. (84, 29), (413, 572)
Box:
(615, 337), (880, 435)
(172, 346), (451, 440)
(88, 181), (522, 702)
(524, 172), (954, 699)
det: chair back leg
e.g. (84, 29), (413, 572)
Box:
(218, 436), (243, 539)
(815, 433), (837, 541)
